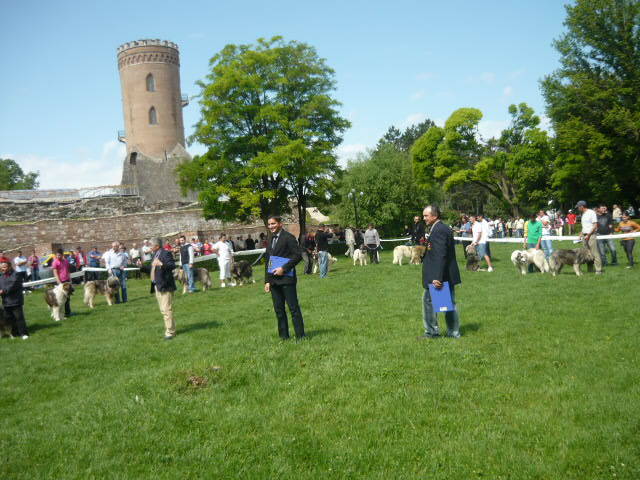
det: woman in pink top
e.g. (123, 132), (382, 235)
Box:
(51, 249), (72, 316)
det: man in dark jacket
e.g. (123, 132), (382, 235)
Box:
(264, 215), (305, 340)
(150, 238), (177, 340)
(420, 205), (462, 339)
(410, 215), (426, 245)
(0, 258), (29, 339)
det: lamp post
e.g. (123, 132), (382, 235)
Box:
(348, 189), (364, 228)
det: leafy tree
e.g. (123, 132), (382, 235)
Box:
(411, 104), (552, 216)
(376, 119), (436, 152)
(541, 0), (640, 207)
(337, 145), (433, 235)
(0, 158), (39, 190)
(178, 37), (350, 238)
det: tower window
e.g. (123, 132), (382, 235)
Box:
(149, 107), (158, 125)
(129, 152), (137, 165)
(146, 73), (155, 92)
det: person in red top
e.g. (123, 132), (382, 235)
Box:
(203, 240), (212, 256)
(164, 241), (173, 251)
(51, 249), (72, 317)
(566, 210), (577, 235)
(74, 246), (87, 270)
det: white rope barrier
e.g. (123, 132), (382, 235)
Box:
(452, 232), (640, 243)
(23, 267), (141, 288)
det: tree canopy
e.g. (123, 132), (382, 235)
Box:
(411, 104), (552, 216)
(541, 0), (640, 207)
(336, 144), (432, 235)
(0, 158), (39, 190)
(178, 36), (350, 237)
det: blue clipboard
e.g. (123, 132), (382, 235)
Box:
(268, 255), (294, 277)
(428, 281), (455, 312)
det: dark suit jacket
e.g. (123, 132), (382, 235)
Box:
(265, 229), (302, 286)
(150, 248), (176, 293)
(422, 221), (461, 288)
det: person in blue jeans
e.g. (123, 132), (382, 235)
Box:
(314, 225), (333, 278)
(178, 235), (197, 292)
(104, 241), (128, 303)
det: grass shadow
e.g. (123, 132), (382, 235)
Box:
(461, 322), (481, 335)
(306, 327), (343, 339)
(26, 322), (63, 334)
(179, 320), (223, 334)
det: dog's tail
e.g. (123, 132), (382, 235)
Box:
(83, 282), (95, 306)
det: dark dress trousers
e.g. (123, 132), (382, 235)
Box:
(0, 270), (29, 337)
(265, 229), (305, 339)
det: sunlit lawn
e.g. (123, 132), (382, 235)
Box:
(1, 242), (638, 479)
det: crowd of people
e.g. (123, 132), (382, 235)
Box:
(1, 201), (638, 341)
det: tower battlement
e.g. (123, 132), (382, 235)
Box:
(117, 39), (179, 54)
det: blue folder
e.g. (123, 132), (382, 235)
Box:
(268, 255), (294, 277)
(428, 281), (455, 312)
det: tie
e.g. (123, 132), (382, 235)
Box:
(271, 235), (278, 250)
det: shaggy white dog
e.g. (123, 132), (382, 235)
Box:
(353, 247), (368, 266)
(44, 283), (73, 321)
(511, 249), (549, 275)
(392, 245), (413, 265)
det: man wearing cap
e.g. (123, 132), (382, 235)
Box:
(576, 200), (602, 274)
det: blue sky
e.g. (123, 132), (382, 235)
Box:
(1, 0), (568, 189)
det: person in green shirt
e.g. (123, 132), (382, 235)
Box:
(524, 213), (543, 273)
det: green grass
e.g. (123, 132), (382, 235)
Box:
(1, 243), (639, 479)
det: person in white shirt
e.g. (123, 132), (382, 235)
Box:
(13, 251), (28, 282)
(344, 227), (355, 257)
(212, 233), (234, 287)
(471, 214), (494, 272)
(576, 200), (602, 274)
(141, 239), (153, 263)
(538, 210), (554, 259)
(515, 217), (525, 238)
(103, 241), (129, 302)
(129, 243), (142, 279)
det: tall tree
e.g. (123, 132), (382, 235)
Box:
(178, 37), (350, 238)
(411, 104), (552, 216)
(0, 158), (39, 190)
(376, 119), (436, 152)
(337, 145), (432, 235)
(541, 0), (640, 207)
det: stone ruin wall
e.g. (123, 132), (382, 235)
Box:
(0, 197), (299, 257)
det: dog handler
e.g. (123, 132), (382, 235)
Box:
(264, 215), (306, 340)
(576, 200), (603, 274)
(0, 259), (29, 339)
(149, 239), (177, 340)
(212, 234), (234, 288)
(419, 205), (461, 339)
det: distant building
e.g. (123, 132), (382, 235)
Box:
(117, 39), (195, 206)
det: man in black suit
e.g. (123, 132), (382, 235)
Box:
(419, 205), (462, 339)
(264, 215), (305, 340)
(150, 238), (177, 340)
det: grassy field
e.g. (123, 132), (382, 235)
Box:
(1, 242), (639, 479)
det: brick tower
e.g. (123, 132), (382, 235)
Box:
(117, 39), (194, 205)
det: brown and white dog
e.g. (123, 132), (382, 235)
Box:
(392, 245), (413, 265)
(465, 244), (482, 271)
(231, 260), (255, 286)
(83, 276), (120, 308)
(44, 282), (73, 321)
(510, 249), (549, 275)
(548, 248), (594, 276)
(174, 267), (212, 294)
(410, 245), (426, 265)
(353, 246), (368, 266)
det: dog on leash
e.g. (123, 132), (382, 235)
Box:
(174, 267), (212, 294)
(465, 244), (482, 271)
(548, 248), (594, 276)
(392, 245), (413, 265)
(353, 246), (368, 266)
(44, 282), (73, 321)
(510, 249), (549, 275)
(231, 260), (255, 286)
(83, 276), (120, 308)
(410, 245), (426, 265)
(312, 252), (338, 273)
